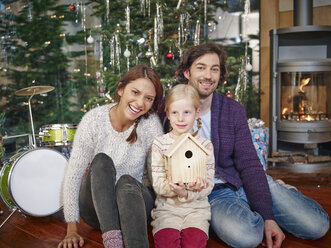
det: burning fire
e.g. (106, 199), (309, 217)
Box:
(299, 77), (311, 92)
(282, 108), (288, 115)
(306, 115), (313, 121)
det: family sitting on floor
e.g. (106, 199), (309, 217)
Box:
(58, 43), (330, 248)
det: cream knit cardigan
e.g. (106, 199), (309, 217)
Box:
(150, 133), (215, 236)
(62, 103), (163, 223)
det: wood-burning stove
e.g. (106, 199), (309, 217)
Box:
(269, 0), (331, 168)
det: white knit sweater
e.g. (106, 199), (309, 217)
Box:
(62, 103), (163, 223)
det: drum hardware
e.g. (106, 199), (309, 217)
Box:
(0, 208), (17, 228)
(15, 84), (54, 148)
(0, 147), (67, 229)
(2, 133), (35, 148)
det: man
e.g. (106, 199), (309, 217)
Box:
(174, 43), (329, 248)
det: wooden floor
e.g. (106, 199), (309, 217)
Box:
(0, 164), (330, 248)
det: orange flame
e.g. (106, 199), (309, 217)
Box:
(299, 78), (311, 93)
(282, 108), (288, 115)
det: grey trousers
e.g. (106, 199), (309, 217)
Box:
(79, 153), (155, 248)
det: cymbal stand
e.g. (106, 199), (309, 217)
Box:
(28, 91), (37, 148)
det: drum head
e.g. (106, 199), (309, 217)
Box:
(9, 148), (67, 216)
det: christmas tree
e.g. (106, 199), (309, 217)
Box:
(85, 0), (225, 103)
(0, 0), (260, 138)
(0, 0), (93, 135)
(84, 0), (259, 117)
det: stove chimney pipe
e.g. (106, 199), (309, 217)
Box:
(294, 0), (313, 26)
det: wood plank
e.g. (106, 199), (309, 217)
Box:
(0, 185), (330, 247)
(260, 0), (279, 127)
(267, 165), (331, 186)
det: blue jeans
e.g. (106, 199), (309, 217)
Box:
(208, 175), (330, 248)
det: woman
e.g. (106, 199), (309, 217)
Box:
(58, 64), (164, 248)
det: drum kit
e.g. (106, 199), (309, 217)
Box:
(0, 85), (77, 228)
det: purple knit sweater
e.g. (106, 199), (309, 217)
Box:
(211, 92), (274, 220)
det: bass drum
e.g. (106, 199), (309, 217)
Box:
(0, 148), (67, 216)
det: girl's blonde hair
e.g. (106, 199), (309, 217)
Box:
(165, 84), (202, 136)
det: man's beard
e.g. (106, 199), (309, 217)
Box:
(198, 87), (213, 99)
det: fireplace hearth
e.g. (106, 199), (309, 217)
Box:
(269, 0), (331, 169)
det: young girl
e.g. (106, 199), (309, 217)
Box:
(58, 64), (164, 248)
(150, 84), (215, 248)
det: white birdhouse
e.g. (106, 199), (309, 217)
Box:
(164, 133), (210, 183)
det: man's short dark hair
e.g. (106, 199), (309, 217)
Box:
(176, 42), (228, 85)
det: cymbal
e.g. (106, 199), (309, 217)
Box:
(15, 86), (55, 96)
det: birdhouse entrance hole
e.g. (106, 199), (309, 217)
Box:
(185, 150), (193, 159)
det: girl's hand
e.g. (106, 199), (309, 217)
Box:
(168, 177), (188, 198)
(187, 177), (208, 192)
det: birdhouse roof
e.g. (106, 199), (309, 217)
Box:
(164, 133), (210, 157)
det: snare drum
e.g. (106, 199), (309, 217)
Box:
(0, 148), (67, 216)
(39, 124), (77, 147)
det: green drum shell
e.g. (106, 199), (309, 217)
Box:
(0, 151), (25, 210)
(0, 135), (3, 160)
(39, 124), (77, 147)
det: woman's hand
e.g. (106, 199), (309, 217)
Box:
(58, 222), (84, 248)
(187, 177), (208, 192)
(168, 177), (188, 198)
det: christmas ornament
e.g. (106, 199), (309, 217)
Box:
(166, 52), (174, 60)
(245, 62), (252, 71)
(204, 0), (207, 29)
(124, 47), (131, 58)
(106, 0), (110, 19)
(109, 37), (115, 68)
(27, 2), (33, 21)
(96, 71), (105, 97)
(177, 0), (183, 9)
(75, 2), (80, 23)
(153, 3), (163, 58)
(146, 46), (156, 67)
(126, 5), (130, 34)
(154, 17), (159, 57)
(194, 20), (200, 45)
(140, 0), (145, 15)
(87, 34), (94, 44)
(69, 4), (76, 11)
(137, 37), (145, 45)
(226, 91), (233, 98)
(114, 34), (121, 72)
(124, 46), (131, 71)
(245, 57), (252, 71)
(99, 38), (103, 70)
(235, 0), (251, 107)
(145, 49), (153, 58)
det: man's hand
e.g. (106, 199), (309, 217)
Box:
(262, 219), (285, 248)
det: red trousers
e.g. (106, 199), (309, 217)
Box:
(154, 227), (207, 248)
